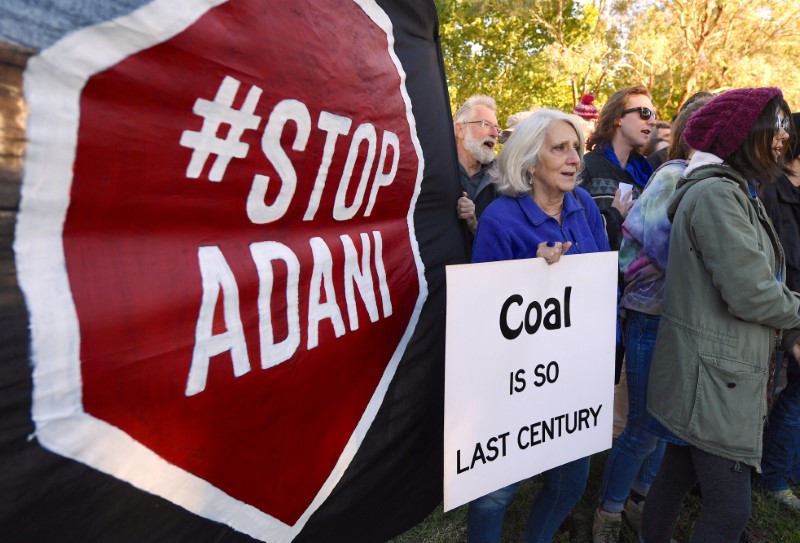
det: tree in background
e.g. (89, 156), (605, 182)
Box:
(436, 0), (622, 124)
(437, 0), (800, 123)
(623, 0), (800, 118)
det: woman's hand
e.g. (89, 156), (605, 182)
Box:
(611, 187), (635, 218)
(537, 241), (573, 265)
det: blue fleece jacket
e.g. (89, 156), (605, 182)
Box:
(472, 187), (610, 264)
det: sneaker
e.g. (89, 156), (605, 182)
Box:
(623, 497), (643, 534)
(592, 508), (622, 543)
(767, 488), (800, 509)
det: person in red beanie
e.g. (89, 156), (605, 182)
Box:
(641, 88), (800, 543)
(573, 93), (599, 142)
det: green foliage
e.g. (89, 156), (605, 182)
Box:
(621, 0), (800, 118)
(436, 0), (620, 124)
(436, 0), (800, 124)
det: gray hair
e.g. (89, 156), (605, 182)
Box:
(492, 109), (584, 196)
(454, 95), (497, 124)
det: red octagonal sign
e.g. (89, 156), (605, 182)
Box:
(16, 0), (426, 540)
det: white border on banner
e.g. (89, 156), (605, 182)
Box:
(443, 252), (617, 511)
(14, 1), (427, 541)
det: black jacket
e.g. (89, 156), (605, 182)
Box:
(577, 150), (647, 250)
(761, 174), (800, 292)
(459, 162), (498, 258)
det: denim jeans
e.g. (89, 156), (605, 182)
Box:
(598, 311), (666, 512)
(466, 455), (590, 542)
(760, 354), (800, 491)
(641, 443), (751, 543)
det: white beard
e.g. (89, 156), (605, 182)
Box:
(463, 132), (495, 164)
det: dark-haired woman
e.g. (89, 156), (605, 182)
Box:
(641, 88), (800, 543)
(758, 111), (800, 509)
(591, 95), (712, 543)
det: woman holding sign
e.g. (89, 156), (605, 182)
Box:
(468, 109), (610, 542)
(641, 88), (800, 543)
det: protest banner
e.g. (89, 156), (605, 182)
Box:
(444, 252), (618, 510)
(1, 1), (461, 541)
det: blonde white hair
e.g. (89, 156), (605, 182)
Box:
(492, 108), (584, 196)
(454, 95), (497, 124)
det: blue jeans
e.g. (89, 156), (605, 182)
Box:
(760, 353), (800, 491)
(466, 455), (590, 542)
(598, 311), (666, 512)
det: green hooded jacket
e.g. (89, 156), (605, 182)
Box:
(647, 163), (800, 469)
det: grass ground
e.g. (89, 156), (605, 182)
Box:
(390, 450), (800, 543)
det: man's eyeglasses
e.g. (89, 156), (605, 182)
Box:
(621, 107), (657, 121)
(464, 119), (501, 132)
(776, 116), (791, 132)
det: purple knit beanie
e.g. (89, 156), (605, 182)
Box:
(683, 87), (783, 159)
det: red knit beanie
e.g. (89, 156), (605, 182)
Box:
(683, 87), (783, 159)
(573, 94), (599, 121)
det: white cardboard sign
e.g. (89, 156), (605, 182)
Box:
(444, 252), (618, 511)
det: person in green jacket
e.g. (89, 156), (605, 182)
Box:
(640, 87), (800, 543)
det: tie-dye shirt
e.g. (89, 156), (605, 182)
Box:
(619, 159), (689, 315)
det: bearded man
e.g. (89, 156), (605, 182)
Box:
(453, 95), (500, 246)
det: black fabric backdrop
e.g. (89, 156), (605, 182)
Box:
(0, 1), (468, 541)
